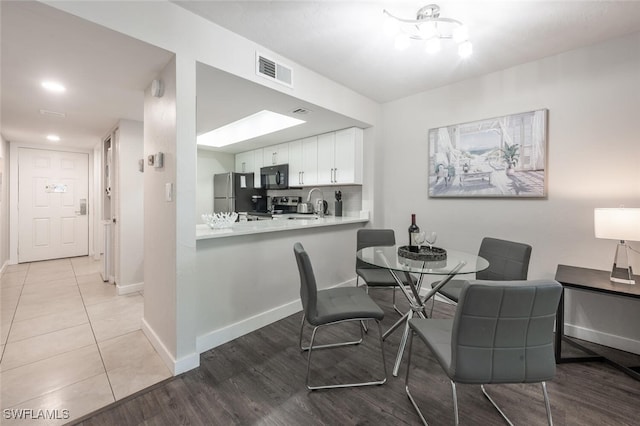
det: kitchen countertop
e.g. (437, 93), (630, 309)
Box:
(196, 211), (369, 240)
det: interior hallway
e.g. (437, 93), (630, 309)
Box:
(0, 257), (171, 424)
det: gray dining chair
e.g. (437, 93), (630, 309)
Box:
(356, 228), (411, 315)
(294, 242), (387, 390)
(430, 237), (532, 315)
(406, 279), (562, 425)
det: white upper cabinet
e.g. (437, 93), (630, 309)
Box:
(235, 151), (254, 174)
(288, 139), (302, 186)
(263, 143), (289, 165)
(317, 132), (335, 185)
(289, 136), (318, 186)
(317, 127), (363, 185)
(235, 149), (263, 187)
(252, 148), (264, 188)
(301, 136), (318, 186)
(236, 127), (363, 188)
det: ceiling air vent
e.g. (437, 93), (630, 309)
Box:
(256, 53), (293, 87)
(291, 107), (311, 115)
(39, 109), (66, 119)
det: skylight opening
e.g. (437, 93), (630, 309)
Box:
(197, 110), (305, 148)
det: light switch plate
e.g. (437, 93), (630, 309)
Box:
(165, 183), (173, 202)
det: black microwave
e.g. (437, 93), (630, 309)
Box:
(260, 164), (288, 189)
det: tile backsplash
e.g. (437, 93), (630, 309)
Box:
(267, 186), (362, 215)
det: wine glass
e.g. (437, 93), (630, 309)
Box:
(414, 231), (426, 252)
(425, 232), (437, 251)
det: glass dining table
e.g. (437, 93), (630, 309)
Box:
(357, 245), (489, 376)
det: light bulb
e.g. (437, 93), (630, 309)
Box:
(425, 38), (441, 54)
(458, 40), (473, 58)
(394, 33), (411, 51)
(46, 134), (60, 142)
(452, 25), (469, 43)
(418, 21), (438, 40)
(383, 13), (399, 36)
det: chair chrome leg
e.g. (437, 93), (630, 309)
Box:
(298, 313), (306, 351)
(541, 381), (554, 426)
(450, 381), (459, 425)
(481, 385), (514, 426)
(301, 320), (364, 352)
(357, 280), (370, 333)
(405, 331), (428, 425)
(306, 320), (387, 390)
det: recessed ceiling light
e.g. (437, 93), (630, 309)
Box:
(197, 110), (305, 148)
(46, 134), (60, 142)
(41, 81), (66, 93)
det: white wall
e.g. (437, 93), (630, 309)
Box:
(142, 56), (179, 369)
(0, 135), (9, 272)
(196, 149), (234, 221)
(116, 120), (144, 293)
(381, 32), (640, 353)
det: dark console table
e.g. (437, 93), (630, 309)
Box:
(555, 264), (640, 380)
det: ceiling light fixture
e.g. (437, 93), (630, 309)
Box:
(383, 4), (473, 58)
(41, 81), (66, 93)
(197, 110), (305, 148)
(46, 134), (60, 142)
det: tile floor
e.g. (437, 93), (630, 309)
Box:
(0, 257), (171, 425)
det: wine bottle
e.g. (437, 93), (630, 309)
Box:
(408, 214), (420, 252)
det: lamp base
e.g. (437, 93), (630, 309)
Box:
(610, 242), (635, 285)
(610, 267), (635, 284)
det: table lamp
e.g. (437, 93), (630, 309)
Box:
(594, 208), (640, 284)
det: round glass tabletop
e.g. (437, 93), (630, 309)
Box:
(357, 245), (489, 276)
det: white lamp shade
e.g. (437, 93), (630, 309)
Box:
(594, 208), (640, 241)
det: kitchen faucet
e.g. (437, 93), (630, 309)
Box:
(306, 187), (325, 217)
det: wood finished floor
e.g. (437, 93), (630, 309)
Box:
(71, 290), (640, 425)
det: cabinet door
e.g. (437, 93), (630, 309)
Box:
(274, 143), (289, 165)
(235, 151), (254, 173)
(252, 148), (264, 187)
(301, 136), (318, 186)
(317, 132), (335, 184)
(288, 140), (303, 186)
(263, 143), (289, 165)
(334, 128), (359, 184)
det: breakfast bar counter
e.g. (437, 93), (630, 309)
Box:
(193, 211), (368, 357)
(196, 212), (369, 240)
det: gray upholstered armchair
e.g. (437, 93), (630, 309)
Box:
(406, 279), (562, 425)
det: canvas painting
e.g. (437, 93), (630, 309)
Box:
(428, 109), (548, 198)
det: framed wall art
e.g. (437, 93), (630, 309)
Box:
(428, 109), (548, 198)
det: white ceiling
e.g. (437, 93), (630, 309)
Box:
(0, 1), (174, 150)
(175, 0), (640, 103)
(4, 1), (640, 153)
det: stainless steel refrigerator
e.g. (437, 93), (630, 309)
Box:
(213, 172), (263, 213)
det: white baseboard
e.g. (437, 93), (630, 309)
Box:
(0, 260), (8, 275)
(141, 318), (200, 375)
(197, 298), (302, 354)
(117, 281), (144, 295)
(196, 277), (356, 354)
(564, 323), (640, 355)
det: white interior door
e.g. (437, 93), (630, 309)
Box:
(18, 148), (89, 262)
